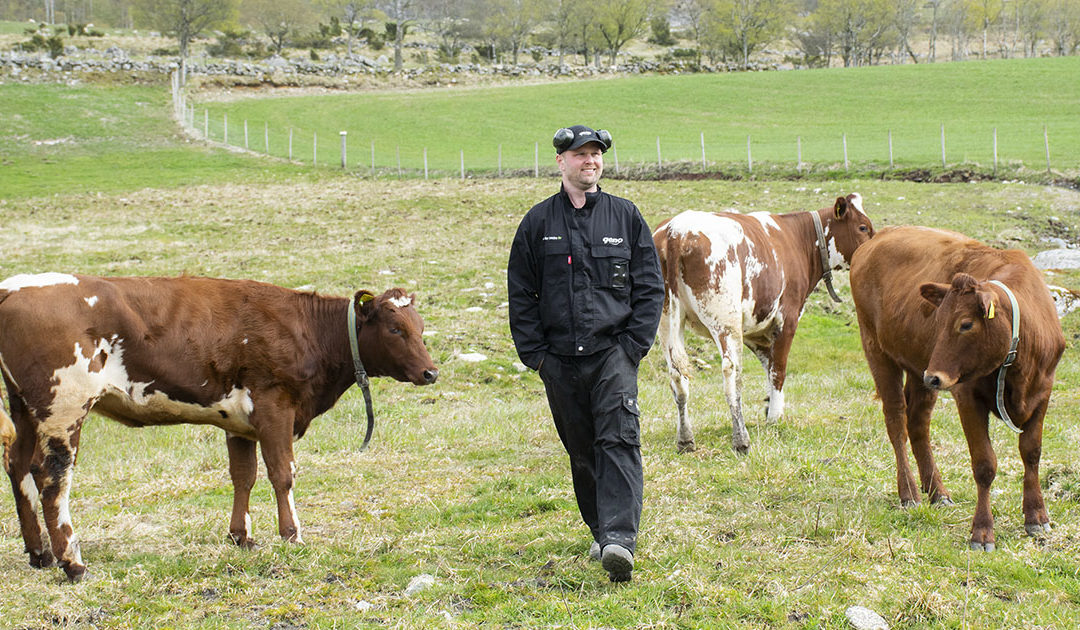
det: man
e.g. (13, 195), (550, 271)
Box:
(507, 125), (664, 582)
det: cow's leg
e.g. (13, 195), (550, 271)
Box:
(257, 415), (302, 544)
(5, 393), (53, 569)
(38, 417), (88, 581)
(1018, 400), (1051, 536)
(750, 332), (793, 426)
(955, 394), (997, 551)
(861, 338), (920, 506)
(712, 328), (749, 454)
(658, 303), (695, 453)
(226, 434), (259, 549)
(903, 377), (950, 505)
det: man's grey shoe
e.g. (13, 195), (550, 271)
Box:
(601, 544), (633, 582)
(588, 541), (601, 562)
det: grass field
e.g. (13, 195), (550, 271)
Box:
(2, 74), (1080, 628)
(190, 57), (1080, 176)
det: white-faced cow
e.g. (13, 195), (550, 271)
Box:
(850, 227), (1065, 551)
(652, 193), (874, 453)
(0, 273), (438, 581)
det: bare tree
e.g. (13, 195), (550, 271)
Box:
(672, 0), (711, 64)
(926, 0), (944, 61)
(594, 0), (653, 65)
(133, 0), (235, 75)
(892, 0), (920, 62)
(374, 0), (419, 70)
(719, 0), (796, 69)
(483, 0), (543, 64)
(245, 0), (315, 55)
(1045, 0), (1080, 55)
(315, 0), (373, 57)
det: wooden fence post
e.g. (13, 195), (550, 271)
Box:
(460, 150), (465, 180)
(700, 131), (706, 170)
(340, 131), (347, 169)
(244, 120), (249, 150)
(264, 122), (269, 154)
(747, 135), (752, 173)
(1044, 125), (1051, 174)
(656, 136), (662, 172)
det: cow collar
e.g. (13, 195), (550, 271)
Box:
(809, 211), (843, 303)
(988, 280), (1023, 434)
(347, 295), (377, 450)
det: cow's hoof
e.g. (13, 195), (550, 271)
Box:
(900, 499), (918, 509)
(969, 541), (996, 552)
(28, 550), (55, 568)
(931, 496), (955, 507)
(676, 440), (696, 454)
(732, 443), (750, 456)
(1025, 522), (1052, 537)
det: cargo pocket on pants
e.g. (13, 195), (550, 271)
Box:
(620, 393), (641, 446)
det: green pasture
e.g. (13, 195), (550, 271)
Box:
(192, 57), (1080, 176)
(2, 73), (1080, 628)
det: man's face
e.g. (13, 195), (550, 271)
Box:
(557, 142), (604, 192)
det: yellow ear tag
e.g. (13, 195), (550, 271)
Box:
(359, 293), (375, 304)
(987, 301), (995, 319)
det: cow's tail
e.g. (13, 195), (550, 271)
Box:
(0, 389), (13, 474)
(0, 291), (15, 472)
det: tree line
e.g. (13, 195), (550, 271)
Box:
(3, 0), (1078, 69)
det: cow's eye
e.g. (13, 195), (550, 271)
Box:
(859, 225), (869, 233)
(390, 327), (402, 335)
(959, 321), (974, 332)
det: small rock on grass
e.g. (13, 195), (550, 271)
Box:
(404, 573), (436, 596)
(845, 605), (888, 630)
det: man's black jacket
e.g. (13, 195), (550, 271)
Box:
(508, 185), (664, 370)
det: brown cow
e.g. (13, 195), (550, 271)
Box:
(653, 193), (874, 453)
(850, 227), (1065, 550)
(0, 273), (438, 581)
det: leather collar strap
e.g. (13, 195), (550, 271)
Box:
(347, 295), (377, 450)
(988, 280), (1022, 434)
(809, 211), (843, 303)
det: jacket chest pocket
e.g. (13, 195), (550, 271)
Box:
(590, 244), (631, 290)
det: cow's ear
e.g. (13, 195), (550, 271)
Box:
(355, 290), (377, 317)
(920, 282), (949, 308)
(834, 196), (848, 219)
(978, 289), (996, 319)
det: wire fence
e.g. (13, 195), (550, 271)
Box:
(172, 72), (1071, 180)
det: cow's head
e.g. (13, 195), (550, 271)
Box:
(354, 288), (438, 386)
(919, 273), (1012, 391)
(822, 193), (875, 269)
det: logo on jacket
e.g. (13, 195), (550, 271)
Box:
(543, 235), (563, 241)
(602, 237), (624, 245)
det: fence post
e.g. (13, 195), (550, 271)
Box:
(534, 142), (539, 178)
(796, 136), (802, 173)
(371, 140), (376, 176)
(843, 133), (849, 171)
(264, 122), (269, 154)
(700, 131), (706, 170)
(993, 127), (998, 175)
(940, 123), (946, 167)
(1044, 125), (1051, 174)
(460, 150), (465, 180)
(397, 146), (402, 178)
(888, 130), (894, 169)
(244, 120), (249, 150)
(656, 136), (662, 172)
(613, 146), (620, 176)
(340, 131), (347, 169)
(747, 135), (752, 173)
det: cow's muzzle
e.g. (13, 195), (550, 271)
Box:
(923, 371), (954, 391)
(422, 368), (438, 385)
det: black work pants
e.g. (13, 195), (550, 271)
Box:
(539, 345), (643, 554)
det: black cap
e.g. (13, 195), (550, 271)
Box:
(553, 125), (612, 154)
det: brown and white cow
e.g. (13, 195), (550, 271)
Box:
(850, 227), (1065, 550)
(0, 273), (438, 581)
(653, 193), (874, 453)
